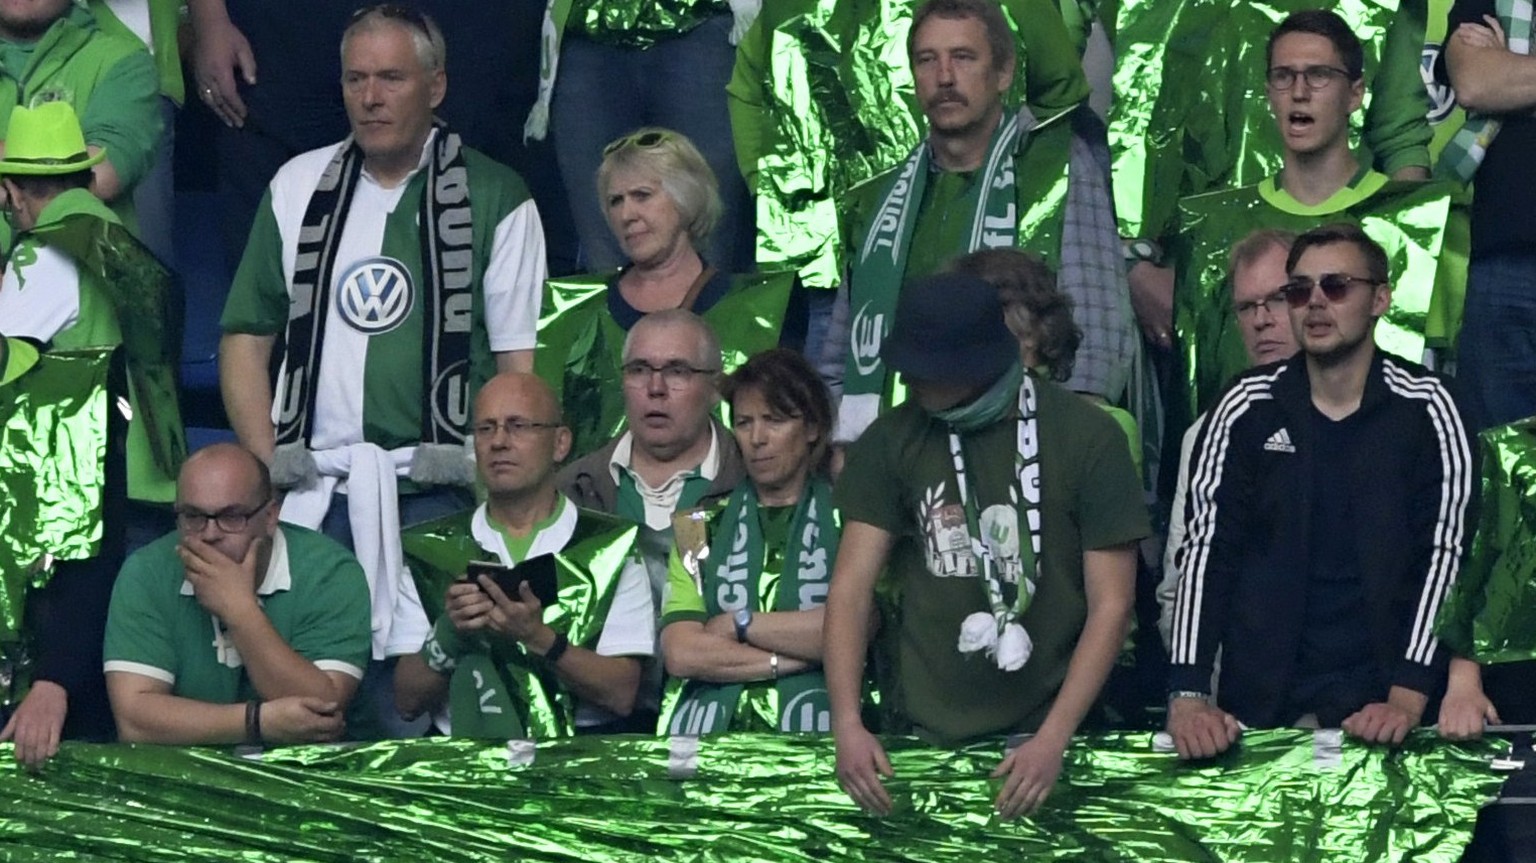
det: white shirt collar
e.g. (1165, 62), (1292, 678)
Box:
(469, 495), (578, 565)
(607, 424), (720, 489)
(358, 126), (439, 189)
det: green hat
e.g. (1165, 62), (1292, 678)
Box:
(1, 337), (41, 385)
(0, 101), (105, 176)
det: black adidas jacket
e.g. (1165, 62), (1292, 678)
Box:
(1166, 351), (1477, 727)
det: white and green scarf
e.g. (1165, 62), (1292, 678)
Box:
(1440, 0), (1532, 182)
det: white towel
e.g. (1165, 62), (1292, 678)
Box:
(280, 444), (430, 660)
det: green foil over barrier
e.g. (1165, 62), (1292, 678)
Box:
(1438, 419), (1536, 664)
(1169, 180), (1452, 417)
(0, 730), (1504, 860)
(535, 271), (793, 459)
(0, 348), (115, 646)
(728, 0), (1092, 288)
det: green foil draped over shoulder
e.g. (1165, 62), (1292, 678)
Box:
(0, 729), (1505, 860)
(1437, 419), (1536, 664)
(566, 0), (729, 48)
(728, 0), (1093, 288)
(1169, 179), (1455, 417)
(0, 348), (117, 647)
(402, 509), (639, 737)
(535, 271), (794, 460)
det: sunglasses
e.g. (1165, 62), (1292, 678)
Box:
(602, 130), (674, 157)
(1280, 273), (1383, 308)
(351, 3), (432, 38)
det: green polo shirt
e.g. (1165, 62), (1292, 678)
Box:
(103, 525), (372, 704)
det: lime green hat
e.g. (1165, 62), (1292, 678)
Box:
(0, 337), (41, 385)
(0, 101), (105, 176)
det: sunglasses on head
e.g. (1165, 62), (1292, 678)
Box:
(351, 3), (431, 36)
(1281, 273), (1383, 308)
(602, 130), (673, 157)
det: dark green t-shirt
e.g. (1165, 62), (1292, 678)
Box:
(836, 377), (1148, 742)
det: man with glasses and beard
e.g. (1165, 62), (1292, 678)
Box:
(1166, 224), (1475, 759)
(102, 444), (372, 745)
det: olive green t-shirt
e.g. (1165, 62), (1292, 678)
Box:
(836, 376), (1148, 743)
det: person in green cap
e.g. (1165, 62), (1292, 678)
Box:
(0, 100), (184, 531)
(0, 0), (162, 246)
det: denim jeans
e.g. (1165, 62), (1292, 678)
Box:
(551, 13), (755, 273)
(320, 487), (474, 740)
(1456, 253), (1536, 431)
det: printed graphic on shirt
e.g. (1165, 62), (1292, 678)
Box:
(335, 256), (414, 334)
(920, 482), (976, 578)
(1263, 427), (1296, 454)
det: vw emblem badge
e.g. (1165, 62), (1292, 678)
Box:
(336, 257), (413, 334)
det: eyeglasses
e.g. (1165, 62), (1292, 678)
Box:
(603, 130), (674, 157)
(176, 500), (272, 533)
(621, 360), (718, 389)
(473, 418), (564, 439)
(351, 3), (432, 34)
(1234, 290), (1288, 320)
(1281, 273), (1383, 308)
(1266, 65), (1351, 91)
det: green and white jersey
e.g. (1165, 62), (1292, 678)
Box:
(220, 132), (546, 452)
(103, 525), (373, 705)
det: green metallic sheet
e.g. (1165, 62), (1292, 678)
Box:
(1109, 0), (1435, 242)
(0, 730), (1504, 860)
(729, 0), (1093, 288)
(535, 271), (794, 460)
(566, 0), (728, 49)
(0, 348), (115, 645)
(1437, 419), (1536, 664)
(1169, 180), (1451, 417)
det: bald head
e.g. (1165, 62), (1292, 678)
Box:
(178, 443), (272, 506)
(175, 443), (278, 566)
(473, 373), (571, 501)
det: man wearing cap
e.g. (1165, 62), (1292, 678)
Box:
(0, 0), (162, 242)
(818, 0), (1136, 444)
(0, 101), (184, 513)
(216, 7), (547, 737)
(1165, 224), (1475, 759)
(824, 271), (1147, 819)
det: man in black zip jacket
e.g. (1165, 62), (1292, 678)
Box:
(1164, 223), (1475, 759)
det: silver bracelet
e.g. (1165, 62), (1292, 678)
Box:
(769, 652), (780, 680)
(1168, 690), (1210, 704)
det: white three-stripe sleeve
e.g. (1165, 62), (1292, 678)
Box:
(1168, 370), (1280, 675)
(1383, 361), (1474, 668)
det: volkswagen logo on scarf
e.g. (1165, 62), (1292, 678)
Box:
(336, 257), (414, 334)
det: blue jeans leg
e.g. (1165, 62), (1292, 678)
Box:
(317, 487), (473, 739)
(1456, 253), (1536, 431)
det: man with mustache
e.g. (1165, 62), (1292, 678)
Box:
(818, 0), (1136, 445)
(1166, 224), (1475, 758)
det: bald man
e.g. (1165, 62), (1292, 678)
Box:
(103, 444), (372, 745)
(394, 373), (656, 736)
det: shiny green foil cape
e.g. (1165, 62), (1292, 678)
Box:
(403, 508), (638, 736)
(1169, 179), (1452, 417)
(32, 188), (187, 483)
(566, 0), (727, 48)
(0, 348), (116, 644)
(728, 0), (1092, 288)
(535, 271), (794, 459)
(1437, 419), (1536, 663)
(0, 730), (1503, 860)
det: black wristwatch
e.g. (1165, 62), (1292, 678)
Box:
(733, 608), (753, 643)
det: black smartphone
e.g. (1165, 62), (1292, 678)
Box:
(463, 554), (559, 607)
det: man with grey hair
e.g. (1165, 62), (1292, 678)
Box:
(217, 4), (548, 737)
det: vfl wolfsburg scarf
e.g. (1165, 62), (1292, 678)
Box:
(842, 107), (1068, 434)
(666, 478), (839, 735)
(937, 366), (1043, 672)
(273, 123), (473, 486)
(1440, 0), (1532, 182)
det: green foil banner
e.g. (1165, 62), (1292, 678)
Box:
(1437, 418), (1536, 664)
(0, 348), (116, 645)
(728, 0), (1093, 288)
(1169, 179), (1453, 418)
(0, 730), (1505, 860)
(534, 271), (794, 460)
